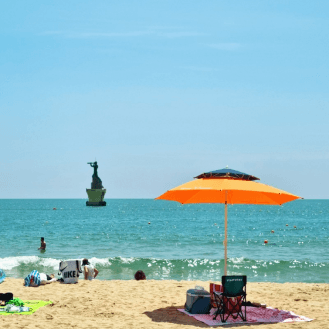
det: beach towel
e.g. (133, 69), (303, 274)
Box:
(24, 270), (41, 287)
(0, 300), (52, 316)
(0, 269), (5, 284)
(178, 306), (313, 326)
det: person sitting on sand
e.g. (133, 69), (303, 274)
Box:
(38, 237), (46, 250)
(134, 270), (146, 280)
(82, 258), (99, 280)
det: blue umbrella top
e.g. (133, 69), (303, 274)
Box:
(195, 168), (260, 181)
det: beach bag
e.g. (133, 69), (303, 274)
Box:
(0, 292), (13, 305)
(210, 283), (242, 314)
(59, 260), (82, 284)
(185, 288), (211, 314)
(24, 270), (41, 287)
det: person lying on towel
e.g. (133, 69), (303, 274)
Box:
(24, 270), (57, 287)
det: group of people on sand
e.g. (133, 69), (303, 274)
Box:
(29, 237), (146, 285)
(24, 258), (99, 287)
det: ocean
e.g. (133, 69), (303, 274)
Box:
(0, 199), (328, 283)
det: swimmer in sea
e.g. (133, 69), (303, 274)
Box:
(38, 237), (46, 250)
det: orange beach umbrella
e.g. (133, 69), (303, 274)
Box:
(156, 168), (302, 275)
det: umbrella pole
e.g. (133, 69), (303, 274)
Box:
(224, 191), (228, 276)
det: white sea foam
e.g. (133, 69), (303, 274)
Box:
(116, 257), (137, 264)
(89, 257), (111, 266)
(231, 257), (245, 264)
(0, 256), (112, 271)
(0, 256), (39, 270)
(0, 256), (60, 270)
(38, 258), (61, 269)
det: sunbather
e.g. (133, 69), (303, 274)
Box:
(39, 273), (57, 285)
(24, 272), (57, 287)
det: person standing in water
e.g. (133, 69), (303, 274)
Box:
(38, 237), (46, 250)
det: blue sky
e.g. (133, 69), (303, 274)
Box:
(1, 1), (328, 199)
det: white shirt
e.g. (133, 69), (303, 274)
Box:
(39, 273), (48, 284)
(83, 265), (95, 280)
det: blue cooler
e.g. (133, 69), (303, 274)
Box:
(184, 288), (211, 314)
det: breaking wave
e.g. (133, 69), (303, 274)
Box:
(1, 256), (328, 283)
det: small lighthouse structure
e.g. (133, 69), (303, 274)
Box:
(86, 161), (106, 206)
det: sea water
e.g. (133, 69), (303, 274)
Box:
(0, 199), (328, 283)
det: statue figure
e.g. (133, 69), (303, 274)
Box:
(89, 161), (99, 177)
(87, 161), (103, 189)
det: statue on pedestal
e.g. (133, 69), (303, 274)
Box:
(86, 161), (106, 206)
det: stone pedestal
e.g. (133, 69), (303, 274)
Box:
(86, 188), (106, 206)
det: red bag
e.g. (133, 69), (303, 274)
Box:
(210, 283), (242, 314)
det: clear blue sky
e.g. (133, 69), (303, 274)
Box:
(1, 1), (328, 199)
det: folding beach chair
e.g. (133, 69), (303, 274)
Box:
(212, 275), (247, 322)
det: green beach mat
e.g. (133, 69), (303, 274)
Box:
(0, 300), (53, 316)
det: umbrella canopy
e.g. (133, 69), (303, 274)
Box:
(195, 168), (260, 181)
(156, 176), (299, 205)
(156, 168), (302, 275)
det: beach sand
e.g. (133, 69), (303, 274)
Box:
(0, 278), (328, 328)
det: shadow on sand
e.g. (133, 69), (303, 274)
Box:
(144, 306), (270, 328)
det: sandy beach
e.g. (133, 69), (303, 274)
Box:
(0, 278), (328, 328)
